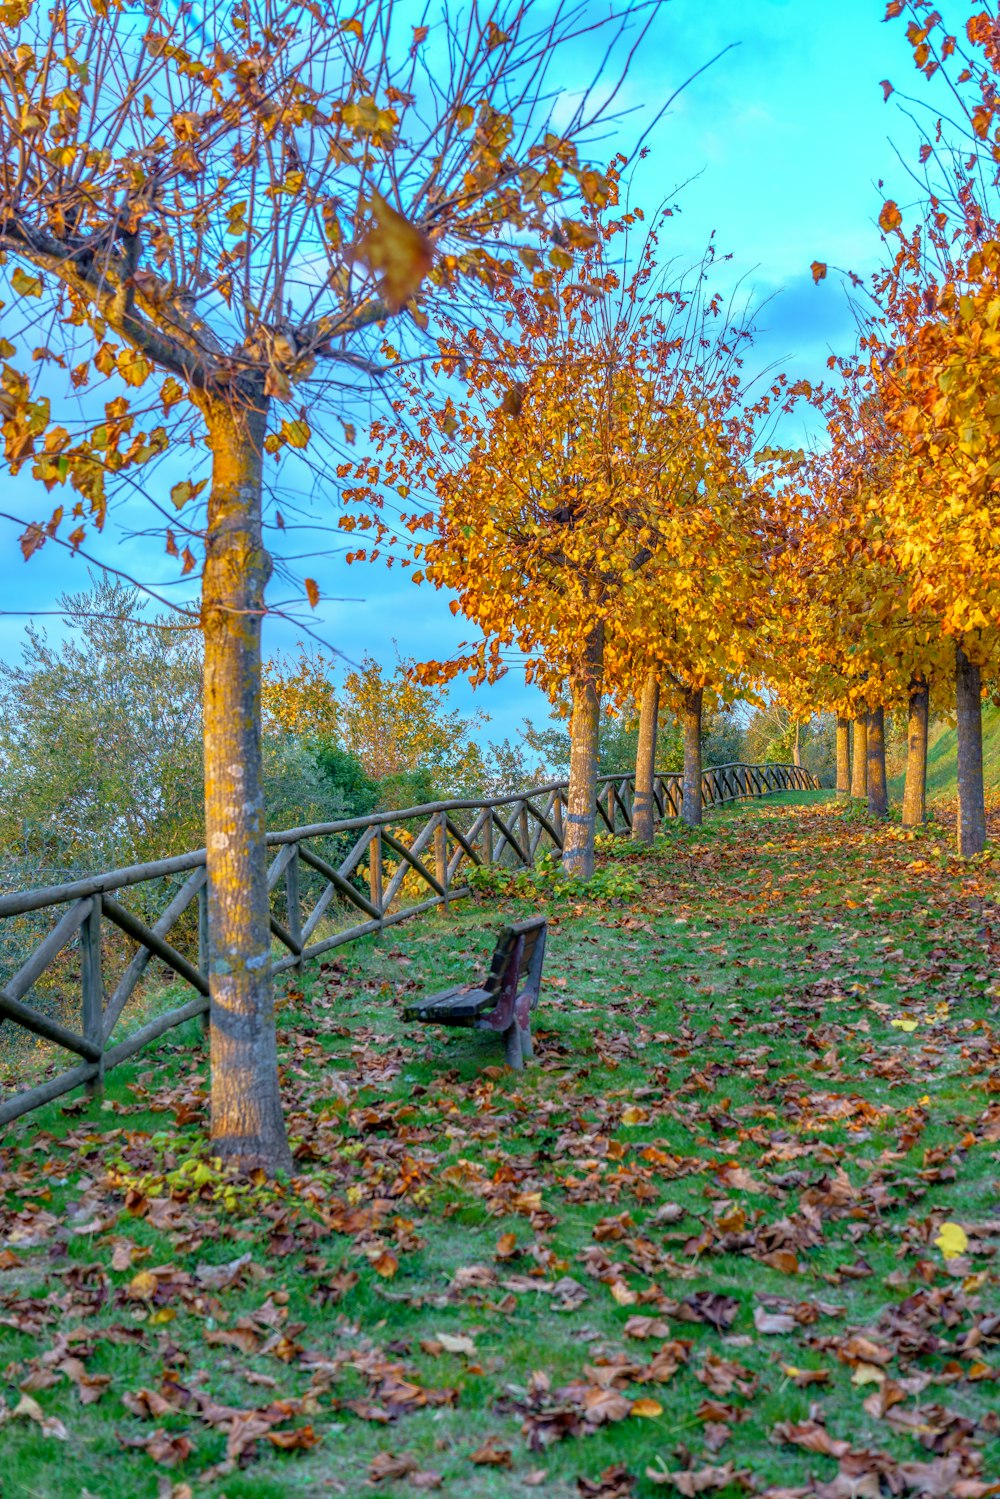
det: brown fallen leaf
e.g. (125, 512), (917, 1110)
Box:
(369, 1451), (418, 1482)
(578, 1463), (636, 1497)
(754, 1304), (796, 1335)
(469, 1434), (512, 1467)
(10, 1393), (69, 1440)
(368, 1450), (442, 1488)
(204, 1324), (261, 1355)
(779, 1362), (831, 1388)
(646, 1460), (750, 1493)
(266, 1424), (321, 1450)
(772, 1419), (850, 1458)
(436, 1331), (476, 1356)
(144, 1430), (194, 1467)
(623, 1315), (672, 1340)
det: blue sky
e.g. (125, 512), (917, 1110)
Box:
(0, 0), (920, 745)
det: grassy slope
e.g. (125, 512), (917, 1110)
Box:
(888, 702), (1000, 800)
(0, 793), (998, 1499)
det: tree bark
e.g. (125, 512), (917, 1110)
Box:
(902, 679), (929, 829)
(631, 670), (659, 845)
(835, 716), (851, 799)
(792, 719), (802, 767)
(866, 706), (889, 819)
(956, 641), (987, 858)
(681, 685), (703, 827)
(562, 622), (604, 878)
(851, 717), (868, 799)
(199, 390), (292, 1175)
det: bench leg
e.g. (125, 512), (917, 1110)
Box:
(503, 1022), (523, 1070)
(518, 1022), (533, 1063)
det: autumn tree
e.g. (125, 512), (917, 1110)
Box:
(263, 646), (489, 802)
(761, 372), (955, 829)
(857, 3), (1000, 853)
(349, 191), (763, 871)
(0, 0), (669, 1169)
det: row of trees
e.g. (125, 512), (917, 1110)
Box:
(345, 175), (791, 872)
(2, 0), (996, 1171)
(757, 2), (1000, 858)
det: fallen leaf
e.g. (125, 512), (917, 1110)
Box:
(934, 1221), (969, 1260)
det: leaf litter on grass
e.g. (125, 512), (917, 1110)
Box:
(0, 795), (998, 1498)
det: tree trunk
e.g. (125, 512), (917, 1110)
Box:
(681, 685), (703, 827)
(631, 670), (659, 845)
(835, 716), (851, 798)
(562, 622), (604, 878)
(866, 706), (889, 819)
(901, 679), (929, 828)
(851, 717), (868, 799)
(199, 391), (292, 1175)
(792, 719), (802, 767)
(956, 641), (987, 858)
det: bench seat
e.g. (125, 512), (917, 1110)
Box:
(402, 917), (547, 1069)
(404, 985), (494, 1024)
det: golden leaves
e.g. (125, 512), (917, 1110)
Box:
(933, 1221), (968, 1260)
(354, 195), (433, 312)
(11, 266), (42, 297)
(116, 348), (152, 387)
(810, 261), (827, 284)
(170, 478), (207, 510)
(305, 578), (320, 608)
(878, 200), (903, 233)
(341, 96), (399, 140)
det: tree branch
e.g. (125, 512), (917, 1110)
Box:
(0, 221), (217, 387)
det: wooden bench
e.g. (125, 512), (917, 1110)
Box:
(403, 917), (547, 1070)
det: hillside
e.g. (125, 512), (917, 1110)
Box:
(888, 702), (1000, 802)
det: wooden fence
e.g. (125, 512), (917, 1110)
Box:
(0, 761), (817, 1126)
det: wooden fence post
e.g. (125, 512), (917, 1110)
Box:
(481, 814), (493, 866)
(285, 845), (303, 973)
(606, 783), (616, 833)
(435, 814), (450, 911)
(369, 829), (384, 925)
(518, 800), (531, 866)
(81, 895), (104, 1098)
(553, 794), (563, 846)
(197, 880), (210, 1036)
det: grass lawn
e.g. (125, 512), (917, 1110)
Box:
(1, 791), (998, 1499)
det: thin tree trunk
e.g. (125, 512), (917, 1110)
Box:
(835, 715), (851, 799)
(867, 706), (889, 819)
(681, 685), (703, 827)
(562, 622), (604, 878)
(956, 641), (987, 858)
(631, 670), (659, 845)
(792, 719), (802, 767)
(851, 717), (868, 799)
(199, 391), (292, 1175)
(902, 679), (929, 828)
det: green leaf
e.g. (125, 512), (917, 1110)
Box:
(11, 267), (42, 298)
(171, 478), (208, 510)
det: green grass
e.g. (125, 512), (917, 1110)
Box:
(1, 791), (998, 1498)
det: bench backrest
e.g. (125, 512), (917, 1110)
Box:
(484, 916), (547, 1002)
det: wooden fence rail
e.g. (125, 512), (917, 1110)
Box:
(0, 762), (818, 1126)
